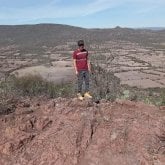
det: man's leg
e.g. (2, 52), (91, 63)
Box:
(84, 71), (92, 98)
(84, 71), (89, 92)
(77, 71), (84, 100)
(77, 71), (83, 93)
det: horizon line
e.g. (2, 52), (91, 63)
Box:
(0, 23), (165, 30)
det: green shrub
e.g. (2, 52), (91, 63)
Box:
(90, 63), (120, 101)
(0, 74), (74, 98)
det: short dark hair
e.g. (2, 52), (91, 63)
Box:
(77, 40), (84, 46)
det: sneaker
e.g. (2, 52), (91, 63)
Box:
(84, 92), (92, 99)
(77, 93), (84, 101)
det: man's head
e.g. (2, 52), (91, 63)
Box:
(77, 40), (84, 50)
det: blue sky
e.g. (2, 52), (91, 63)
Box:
(0, 0), (165, 28)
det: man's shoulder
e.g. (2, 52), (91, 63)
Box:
(82, 49), (88, 52)
(73, 49), (80, 53)
(73, 49), (88, 54)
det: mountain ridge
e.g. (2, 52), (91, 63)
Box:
(0, 23), (165, 49)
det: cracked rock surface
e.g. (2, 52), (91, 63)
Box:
(0, 97), (164, 165)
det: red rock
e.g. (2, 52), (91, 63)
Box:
(0, 98), (164, 165)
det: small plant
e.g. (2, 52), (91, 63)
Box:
(159, 89), (165, 106)
(121, 90), (130, 100)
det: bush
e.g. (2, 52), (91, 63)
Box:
(90, 63), (120, 101)
(0, 74), (75, 98)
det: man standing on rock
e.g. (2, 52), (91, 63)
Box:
(73, 40), (92, 100)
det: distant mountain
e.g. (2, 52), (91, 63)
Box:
(136, 27), (165, 31)
(0, 24), (165, 52)
(0, 24), (88, 46)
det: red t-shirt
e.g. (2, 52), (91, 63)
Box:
(73, 48), (88, 71)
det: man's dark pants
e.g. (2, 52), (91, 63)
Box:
(77, 70), (89, 93)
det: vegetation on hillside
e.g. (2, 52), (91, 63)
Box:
(0, 63), (164, 116)
(0, 24), (165, 116)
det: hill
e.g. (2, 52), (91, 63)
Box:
(0, 24), (165, 49)
(0, 24), (165, 165)
(0, 23), (165, 95)
(0, 97), (164, 165)
(0, 24), (88, 48)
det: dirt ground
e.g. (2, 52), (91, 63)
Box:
(12, 61), (75, 83)
(0, 42), (165, 88)
(0, 98), (164, 165)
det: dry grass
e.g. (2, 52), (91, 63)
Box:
(0, 74), (75, 115)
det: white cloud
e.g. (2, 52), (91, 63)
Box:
(0, 0), (165, 20)
(0, 0), (117, 19)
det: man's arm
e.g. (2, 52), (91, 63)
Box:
(88, 60), (91, 72)
(87, 51), (91, 72)
(73, 59), (78, 75)
(73, 51), (78, 75)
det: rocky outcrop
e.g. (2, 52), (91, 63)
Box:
(0, 98), (164, 165)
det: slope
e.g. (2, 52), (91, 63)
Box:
(0, 97), (164, 165)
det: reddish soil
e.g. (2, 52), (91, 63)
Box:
(0, 98), (164, 165)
